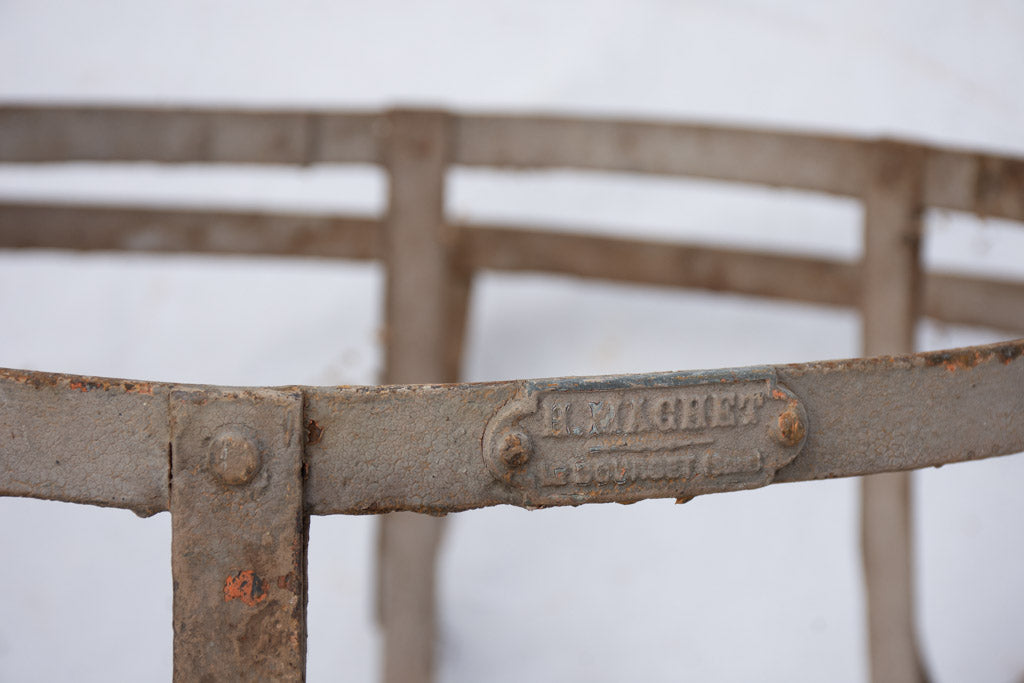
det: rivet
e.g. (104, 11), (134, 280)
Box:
(209, 428), (261, 486)
(776, 405), (806, 447)
(499, 431), (532, 470)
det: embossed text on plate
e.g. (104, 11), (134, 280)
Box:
(483, 369), (807, 505)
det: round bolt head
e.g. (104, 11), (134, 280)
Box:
(209, 429), (261, 486)
(499, 431), (532, 470)
(776, 405), (806, 447)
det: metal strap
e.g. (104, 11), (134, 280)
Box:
(1, 338), (1022, 515)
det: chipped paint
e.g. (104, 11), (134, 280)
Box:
(923, 341), (1024, 372)
(224, 570), (267, 607)
(305, 419), (323, 446)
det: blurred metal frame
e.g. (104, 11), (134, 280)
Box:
(2, 105), (1023, 682)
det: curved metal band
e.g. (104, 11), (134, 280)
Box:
(1, 338), (1022, 516)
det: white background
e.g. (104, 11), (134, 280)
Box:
(1, 1), (1023, 681)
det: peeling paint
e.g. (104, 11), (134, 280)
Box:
(224, 570), (267, 607)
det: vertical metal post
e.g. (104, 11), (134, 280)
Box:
(170, 387), (307, 681)
(860, 140), (929, 683)
(378, 108), (470, 683)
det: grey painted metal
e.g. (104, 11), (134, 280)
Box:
(306, 340), (1024, 514)
(923, 147), (1024, 221)
(2, 105), (1023, 681)
(480, 368), (807, 505)
(859, 141), (929, 683)
(0, 106), (382, 164)
(381, 110), (463, 385)
(454, 114), (1024, 222)
(0, 202), (381, 260)
(3, 106), (1023, 222)
(378, 109), (462, 683)
(458, 223), (1024, 333)
(0, 368), (169, 516)
(170, 387), (306, 681)
(4, 205), (1024, 333)
(453, 113), (870, 196)
(3, 339), (1022, 516)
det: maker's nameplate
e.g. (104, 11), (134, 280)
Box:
(482, 371), (806, 504)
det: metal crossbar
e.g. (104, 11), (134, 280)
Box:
(3, 341), (1023, 515)
(1, 106), (1022, 681)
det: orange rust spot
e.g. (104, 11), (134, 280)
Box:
(777, 405), (806, 447)
(122, 381), (155, 395)
(305, 419), (324, 446)
(69, 381), (89, 392)
(224, 570), (267, 607)
(771, 389), (786, 400)
(276, 572), (300, 592)
(924, 342), (1024, 372)
(938, 350), (983, 372)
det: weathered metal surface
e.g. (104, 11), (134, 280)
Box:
(453, 113), (870, 196)
(480, 369), (806, 506)
(5, 206), (1023, 332)
(4, 107), (1022, 222)
(924, 147), (1024, 220)
(2, 340), (1022, 516)
(457, 222), (862, 307)
(0, 106), (382, 164)
(2, 104), (1022, 683)
(381, 109), (463, 384)
(458, 223), (1024, 332)
(922, 273), (1024, 332)
(453, 114), (1024, 222)
(303, 338), (1024, 514)
(859, 141), (929, 683)
(378, 108), (464, 683)
(170, 387), (306, 681)
(0, 202), (381, 260)
(861, 141), (925, 355)
(0, 368), (168, 516)
(770, 343), (1024, 481)
(377, 511), (446, 683)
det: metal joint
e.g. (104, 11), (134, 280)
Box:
(169, 387), (306, 682)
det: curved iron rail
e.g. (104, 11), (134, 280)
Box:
(2, 338), (1022, 517)
(2, 105), (1022, 681)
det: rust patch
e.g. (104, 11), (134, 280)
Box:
(777, 404), (806, 447)
(224, 570), (267, 607)
(25, 374), (157, 394)
(305, 419), (323, 446)
(122, 381), (155, 395)
(995, 343), (1024, 365)
(922, 341), (1023, 372)
(277, 572), (299, 592)
(942, 349), (981, 372)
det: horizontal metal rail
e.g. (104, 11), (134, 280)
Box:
(1, 104), (1022, 682)
(0, 201), (381, 260)
(0, 106), (381, 164)
(1, 338), (1022, 517)
(458, 222), (1024, 332)
(2, 106), (1022, 221)
(2, 202), (1022, 332)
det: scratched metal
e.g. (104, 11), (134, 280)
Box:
(1, 339), (1022, 515)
